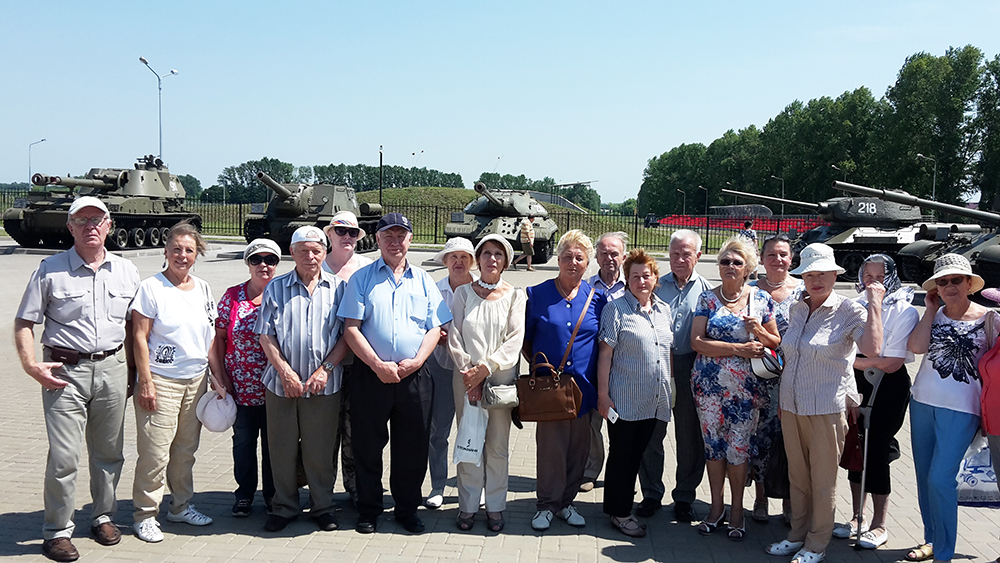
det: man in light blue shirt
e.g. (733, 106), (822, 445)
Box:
(338, 213), (452, 535)
(638, 229), (713, 521)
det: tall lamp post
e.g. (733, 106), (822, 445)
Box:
(379, 145), (384, 206)
(139, 57), (178, 159)
(916, 153), (938, 202)
(698, 185), (709, 214)
(676, 189), (686, 216)
(28, 138), (46, 183)
(769, 175), (785, 216)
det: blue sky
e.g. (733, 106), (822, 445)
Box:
(2, 1), (998, 203)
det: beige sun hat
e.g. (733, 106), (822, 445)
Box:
(790, 243), (845, 275)
(921, 253), (984, 294)
(434, 237), (476, 265)
(475, 234), (515, 267)
(323, 210), (367, 240)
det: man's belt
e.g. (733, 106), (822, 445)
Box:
(45, 344), (124, 365)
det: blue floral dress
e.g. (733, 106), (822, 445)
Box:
(691, 287), (776, 465)
(748, 280), (803, 481)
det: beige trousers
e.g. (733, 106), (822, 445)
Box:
(452, 372), (513, 513)
(781, 410), (847, 554)
(132, 373), (207, 522)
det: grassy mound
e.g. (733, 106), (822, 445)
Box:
(357, 187), (477, 210)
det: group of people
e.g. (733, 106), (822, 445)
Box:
(14, 197), (1000, 563)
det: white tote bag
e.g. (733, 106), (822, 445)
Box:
(453, 394), (489, 467)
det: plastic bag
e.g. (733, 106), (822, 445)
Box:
(957, 435), (1000, 507)
(453, 394), (488, 467)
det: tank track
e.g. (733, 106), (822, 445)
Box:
(105, 213), (202, 251)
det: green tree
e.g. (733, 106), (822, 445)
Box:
(217, 157), (296, 203)
(638, 143), (706, 216)
(176, 174), (203, 200)
(200, 184), (225, 202)
(976, 55), (1000, 210)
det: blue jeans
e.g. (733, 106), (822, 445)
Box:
(233, 403), (275, 504)
(909, 399), (979, 561)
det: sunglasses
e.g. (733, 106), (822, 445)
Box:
(248, 254), (280, 266)
(935, 275), (968, 287)
(334, 226), (360, 238)
(69, 215), (108, 227)
(719, 259), (745, 267)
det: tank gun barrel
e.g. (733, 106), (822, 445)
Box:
(474, 181), (504, 207)
(832, 181), (1000, 225)
(257, 172), (294, 199)
(32, 173), (115, 189)
(720, 189), (820, 212)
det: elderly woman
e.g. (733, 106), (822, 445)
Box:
(691, 236), (780, 541)
(448, 234), (525, 532)
(596, 248), (672, 538)
(425, 237), (477, 509)
(905, 254), (995, 563)
(767, 243), (883, 563)
(208, 238), (281, 518)
(748, 234), (803, 523)
(131, 222), (217, 542)
(524, 229), (607, 531)
(830, 255), (918, 549)
(322, 211), (373, 507)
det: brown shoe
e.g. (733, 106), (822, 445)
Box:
(91, 522), (121, 546)
(42, 538), (80, 562)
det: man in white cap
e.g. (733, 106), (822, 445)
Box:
(15, 196), (140, 561)
(255, 225), (348, 533)
(338, 212), (452, 534)
(322, 210), (374, 507)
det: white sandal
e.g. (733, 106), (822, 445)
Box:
(790, 549), (824, 563)
(766, 540), (804, 556)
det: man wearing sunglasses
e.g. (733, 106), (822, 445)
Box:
(15, 196), (140, 561)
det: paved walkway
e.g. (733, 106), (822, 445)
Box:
(1, 241), (998, 562)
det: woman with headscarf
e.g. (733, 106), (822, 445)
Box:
(831, 255), (918, 549)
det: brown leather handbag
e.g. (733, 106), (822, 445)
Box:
(516, 287), (595, 422)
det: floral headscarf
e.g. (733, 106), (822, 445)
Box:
(856, 253), (913, 306)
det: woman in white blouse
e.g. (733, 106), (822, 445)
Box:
(448, 234), (526, 533)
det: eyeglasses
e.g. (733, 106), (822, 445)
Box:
(935, 275), (968, 287)
(248, 254), (280, 266)
(334, 226), (360, 238)
(69, 215), (107, 227)
(719, 259), (745, 267)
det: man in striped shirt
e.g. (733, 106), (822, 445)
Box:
(255, 226), (349, 534)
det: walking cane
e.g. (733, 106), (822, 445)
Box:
(854, 366), (886, 548)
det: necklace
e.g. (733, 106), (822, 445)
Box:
(719, 286), (745, 304)
(760, 275), (789, 289)
(477, 277), (502, 290)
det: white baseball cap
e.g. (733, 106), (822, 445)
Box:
(68, 196), (109, 217)
(290, 226), (326, 247)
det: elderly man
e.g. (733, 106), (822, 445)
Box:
(639, 229), (713, 521)
(255, 226), (348, 533)
(15, 197), (139, 562)
(581, 231), (628, 492)
(338, 212), (451, 534)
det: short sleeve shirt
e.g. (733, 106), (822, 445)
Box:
(588, 272), (626, 301)
(16, 247), (139, 353)
(216, 283), (267, 406)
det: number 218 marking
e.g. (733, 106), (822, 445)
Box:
(857, 202), (878, 214)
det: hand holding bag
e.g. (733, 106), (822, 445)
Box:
(748, 288), (783, 379)
(516, 287), (595, 422)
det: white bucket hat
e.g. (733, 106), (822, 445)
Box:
(921, 253), (984, 294)
(323, 210), (367, 240)
(475, 234), (514, 268)
(243, 238), (281, 262)
(434, 237), (476, 265)
(790, 243), (845, 275)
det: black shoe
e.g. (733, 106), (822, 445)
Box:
(635, 498), (662, 518)
(356, 517), (377, 534)
(674, 502), (697, 522)
(232, 499), (252, 518)
(313, 512), (339, 531)
(396, 512), (425, 534)
(42, 538), (80, 562)
(264, 514), (293, 532)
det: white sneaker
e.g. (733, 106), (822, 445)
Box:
(531, 510), (553, 530)
(424, 494), (444, 509)
(166, 505), (213, 526)
(556, 505), (586, 527)
(133, 517), (163, 543)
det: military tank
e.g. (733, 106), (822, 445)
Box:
(4, 155), (201, 250)
(832, 181), (1000, 286)
(443, 181), (559, 264)
(721, 188), (937, 277)
(243, 172), (381, 253)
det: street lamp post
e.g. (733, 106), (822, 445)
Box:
(698, 185), (709, 214)
(379, 145), (384, 206)
(676, 189), (686, 216)
(917, 153), (938, 202)
(769, 175), (785, 216)
(28, 138), (46, 183)
(139, 57), (178, 159)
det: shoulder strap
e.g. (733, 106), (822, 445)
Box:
(987, 309), (997, 350)
(558, 286), (597, 372)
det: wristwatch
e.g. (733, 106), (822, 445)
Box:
(322, 361), (335, 373)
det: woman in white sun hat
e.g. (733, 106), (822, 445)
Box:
(766, 243), (884, 563)
(424, 237), (478, 510)
(904, 254), (996, 563)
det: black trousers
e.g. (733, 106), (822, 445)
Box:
(847, 363), (910, 495)
(350, 360), (433, 520)
(604, 418), (658, 517)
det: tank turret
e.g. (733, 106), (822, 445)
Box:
(443, 182), (559, 264)
(4, 154), (200, 250)
(242, 173), (381, 253)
